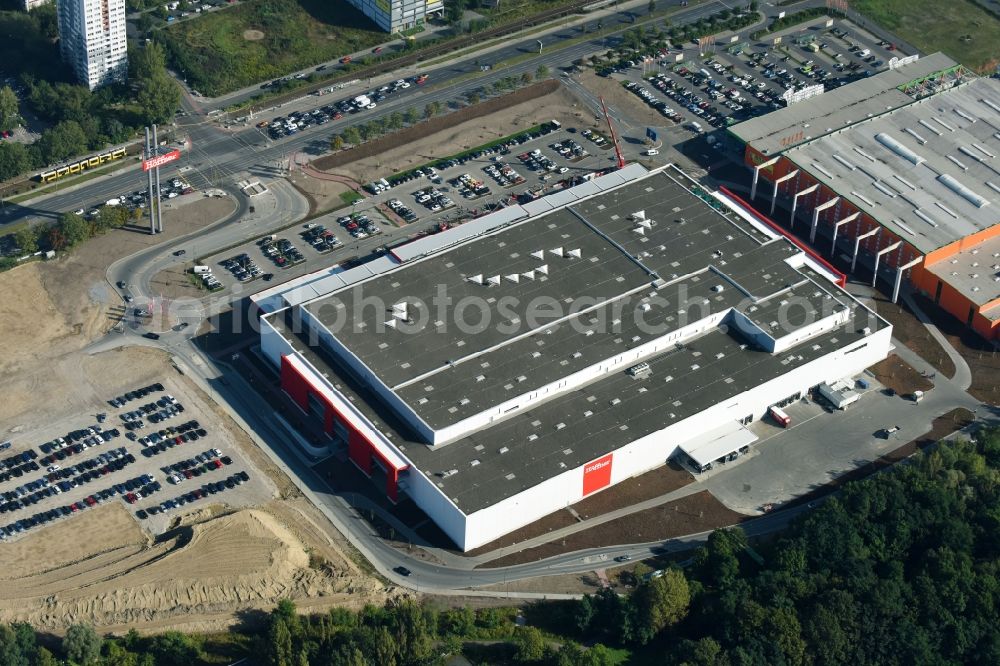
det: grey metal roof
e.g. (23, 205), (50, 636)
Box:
(729, 52), (959, 156)
(925, 233), (1000, 313)
(785, 76), (1000, 253)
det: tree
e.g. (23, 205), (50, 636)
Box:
(148, 631), (199, 666)
(466, 91), (480, 105)
(63, 624), (102, 665)
(36, 120), (88, 164)
(387, 111), (403, 131)
(0, 141), (32, 182)
(648, 0), (655, 13)
(513, 626), (546, 663)
(266, 619), (294, 666)
(341, 126), (361, 146)
(13, 227), (39, 254)
(632, 569), (690, 644)
(521, 72), (533, 85)
(136, 13), (154, 33)
(424, 101), (441, 118)
(404, 107), (419, 125)
(442, 607), (476, 636)
(536, 64), (550, 79)
(0, 86), (21, 132)
(130, 42), (180, 125)
(331, 135), (345, 151)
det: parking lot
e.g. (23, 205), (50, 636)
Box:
(196, 124), (617, 295)
(0, 374), (275, 541)
(611, 19), (903, 140)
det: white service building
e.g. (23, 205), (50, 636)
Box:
(255, 165), (892, 551)
(57, 0), (128, 90)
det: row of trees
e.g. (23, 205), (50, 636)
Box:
(2, 207), (138, 270)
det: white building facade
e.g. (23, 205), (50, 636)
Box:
(346, 0), (444, 33)
(57, 0), (128, 90)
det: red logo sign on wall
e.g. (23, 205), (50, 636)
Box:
(142, 149), (181, 171)
(582, 453), (613, 496)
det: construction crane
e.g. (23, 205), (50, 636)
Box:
(599, 96), (626, 170)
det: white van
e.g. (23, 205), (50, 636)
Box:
(688, 121), (704, 133)
(193, 265), (211, 275)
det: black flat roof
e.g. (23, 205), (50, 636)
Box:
(273, 168), (889, 513)
(300, 171), (847, 432)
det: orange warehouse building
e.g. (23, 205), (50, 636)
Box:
(729, 53), (1000, 340)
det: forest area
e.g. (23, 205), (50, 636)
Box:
(2, 427), (999, 665)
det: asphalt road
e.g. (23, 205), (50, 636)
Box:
(2, 0), (736, 230)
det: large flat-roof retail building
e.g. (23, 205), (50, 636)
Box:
(729, 53), (1000, 340)
(255, 165), (891, 550)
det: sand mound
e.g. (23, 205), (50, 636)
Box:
(243, 29), (265, 41)
(0, 504), (387, 631)
(0, 262), (75, 375)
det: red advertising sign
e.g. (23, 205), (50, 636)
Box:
(142, 149), (181, 171)
(582, 453), (613, 496)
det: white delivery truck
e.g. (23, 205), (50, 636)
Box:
(192, 265), (212, 275)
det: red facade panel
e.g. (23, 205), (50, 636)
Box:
(582, 453), (613, 496)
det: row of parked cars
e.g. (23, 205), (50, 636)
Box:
(0, 468), (158, 538)
(39, 427), (120, 465)
(165, 448), (230, 484)
(0, 447), (37, 474)
(139, 422), (209, 457)
(301, 223), (342, 252)
(224, 252), (264, 282)
(517, 149), (564, 174)
(0, 447), (137, 515)
(137, 419), (207, 448)
(483, 161), (526, 188)
(383, 120), (564, 191)
(135, 471), (251, 520)
(411, 188), (455, 212)
(386, 199), (417, 223)
(337, 213), (382, 239)
(451, 174), (490, 200)
(108, 382), (165, 408)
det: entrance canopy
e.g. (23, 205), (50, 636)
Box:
(680, 422), (758, 469)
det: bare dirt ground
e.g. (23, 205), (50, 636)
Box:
(0, 196), (395, 632)
(869, 354), (934, 396)
(301, 85), (604, 213)
(479, 490), (746, 568)
(576, 69), (675, 129)
(0, 196), (235, 377)
(873, 294), (957, 379)
(906, 293), (1000, 406)
(0, 498), (395, 633)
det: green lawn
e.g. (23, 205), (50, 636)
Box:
(160, 0), (387, 95)
(853, 0), (1000, 72)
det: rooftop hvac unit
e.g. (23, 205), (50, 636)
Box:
(537, 264), (549, 275)
(505, 273), (520, 283)
(631, 210), (646, 220)
(486, 275), (502, 286)
(550, 247), (564, 257)
(468, 274), (484, 284)
(567, 248), (582, 258)
(531, 250), (545, 260)
(626, 362), (652, 378)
